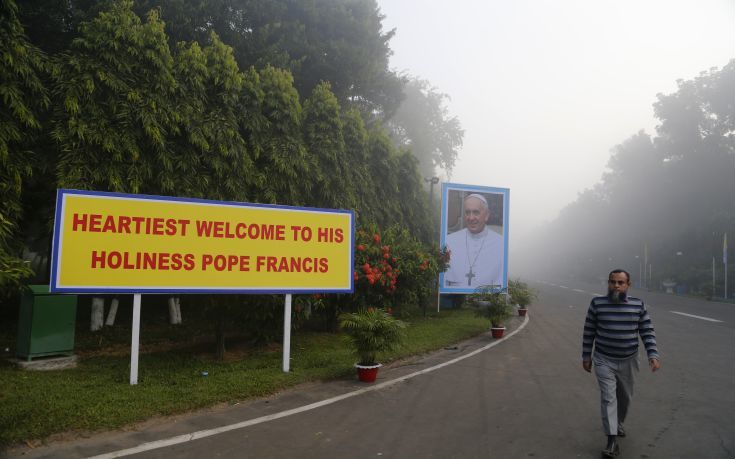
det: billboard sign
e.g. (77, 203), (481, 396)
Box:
(50, 189), (354, 294)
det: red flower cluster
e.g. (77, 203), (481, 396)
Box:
(359, 259), (398, 292)
(354, 230), (399, 297)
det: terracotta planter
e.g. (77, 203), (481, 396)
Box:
(491, 326), (506, 339)
(355, 363), (382, 382)
(518, 308), (528, 317)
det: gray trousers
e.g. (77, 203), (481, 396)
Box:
(593, 353), (639, 435)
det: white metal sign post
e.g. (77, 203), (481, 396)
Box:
(129, 293), (293, 383)
(283, 294), (292, 372)
(130, 294), (141, 385)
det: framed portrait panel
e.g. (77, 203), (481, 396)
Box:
(439, 183), (509, 294)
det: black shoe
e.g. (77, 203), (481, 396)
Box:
(617, 425), (626, 437)
(602, 438), (620, 458)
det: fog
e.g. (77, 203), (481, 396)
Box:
(378, 0), (735, 250)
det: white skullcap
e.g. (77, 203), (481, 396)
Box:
(465, 193), (488, 208)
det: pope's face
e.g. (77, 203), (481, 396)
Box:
(464, 197), (490, 234)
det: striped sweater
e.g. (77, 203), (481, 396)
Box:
(582, 295), (659, 360)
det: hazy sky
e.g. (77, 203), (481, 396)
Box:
(378, 0), (735, 242)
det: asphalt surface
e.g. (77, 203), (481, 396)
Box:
(5, 279), (735, 459)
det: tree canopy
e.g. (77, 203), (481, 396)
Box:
(387, 77), (464, 179)
(0, 0), (444, 298)
(521, 61), (735, 297)
(0, 0), (49, 290)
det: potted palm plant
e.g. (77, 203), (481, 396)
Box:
(339, 308), (407, 382)
(509, 279), (537, 317)
(469, 285), (513, 338)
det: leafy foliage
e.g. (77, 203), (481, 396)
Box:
(339, 307), (406, 365)
(468, 285), (512, 328)
(172, 31), (254, 201)
(1, 1), (449, 353)
(388, 77), (464, 179)
(242, 65), (308, 205)
(382, 225), (444, 316)
(52, 1), (179, 193)
(301, 81), (353, 209)
(365, 125), (401, 228)
(353, 225), (400, 310)
(521, 60), (735, 297)
(341, 107), (375, 221)
(508, 278), (536, 308)
(0, 0), (49, 291)
(351, 224), (446, 317)
(133, 0), (404, 119)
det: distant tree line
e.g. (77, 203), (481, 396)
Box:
(0, 0), (465, 303)
(523, 61), (735, 297)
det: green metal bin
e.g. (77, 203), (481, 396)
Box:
(16, 285), (77, 361)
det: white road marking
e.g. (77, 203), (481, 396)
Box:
(87, 317), (531, 459)
(559, 285), (569, 289)
(572, 289), (586, 293)
(670, 311), (723, 323)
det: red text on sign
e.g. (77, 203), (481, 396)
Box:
(90, 251), (195, 270)
(255, 256), (328, 273)
(201, 254), (251, 271)
(317, 227), (344, 243)
(195, 221), (286, 240)
(73, 214), (191, 236)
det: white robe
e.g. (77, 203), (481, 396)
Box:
(444, 226), (504, 288)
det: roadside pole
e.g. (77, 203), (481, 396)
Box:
(725, 233), (729, 300)
(283, 294), (292, 372)
(130, 293), (141, 385)
(712, 257), (716, 299)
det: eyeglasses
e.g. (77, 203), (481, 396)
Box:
(608, 280), (627, 285)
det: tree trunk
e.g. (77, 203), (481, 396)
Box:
(168, 296), (182, 324)
(215, 313), (226, 361)
(105, 297), (119, 326)
(90, 297), (105, 331)
(174, 297), (182, 323)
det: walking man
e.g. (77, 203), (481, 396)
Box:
(582, 269), (661, 458)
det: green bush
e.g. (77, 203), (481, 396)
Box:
(508, 278), (537, 308)
(352, 223), (447, 317)
(339, 307), (406, 366)
(468, 285), (512, 328)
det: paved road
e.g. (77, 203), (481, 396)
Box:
(7, 279), (735, 458)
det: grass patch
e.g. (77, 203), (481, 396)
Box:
(0, 308), (488, 447)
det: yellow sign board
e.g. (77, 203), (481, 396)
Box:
(50, 190), (354, 293)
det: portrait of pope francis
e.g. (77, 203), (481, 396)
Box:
(443, 192), (505, 288)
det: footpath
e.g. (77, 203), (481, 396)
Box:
(3, 314), (528, 459)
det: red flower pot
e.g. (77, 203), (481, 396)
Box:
(491, 327), (506, 339)
(355, 363), (381, 382)
(518, 308), (528, 317)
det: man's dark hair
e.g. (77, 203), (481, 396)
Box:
(608, 269), (630, 282)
